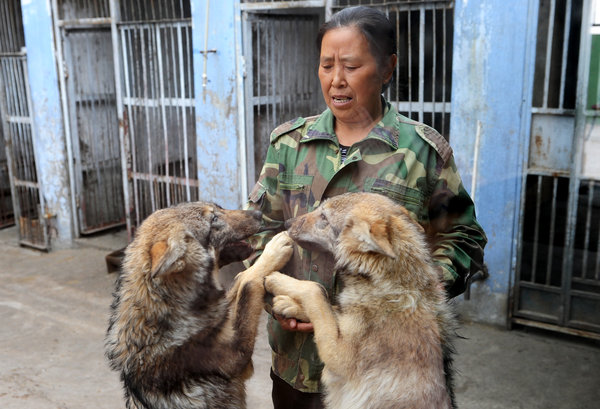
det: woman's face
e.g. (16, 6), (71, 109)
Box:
(318, 26), (394, 128)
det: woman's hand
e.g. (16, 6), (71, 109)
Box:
(274, 314), (314, 333)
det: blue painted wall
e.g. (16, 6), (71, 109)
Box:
(450, 0), (536, 324)
(191, 0), (244, 210)
(21, 0), (73, 248)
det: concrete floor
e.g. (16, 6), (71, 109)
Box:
(0, 225), (599, 409)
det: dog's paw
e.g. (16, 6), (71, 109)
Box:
(272, 295), (309, 322)
(264, 271), (301, 296)
(261, 231), (294, 270)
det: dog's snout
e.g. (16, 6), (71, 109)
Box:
(284, 218), (295, 230)
(249, 210), (262, 220)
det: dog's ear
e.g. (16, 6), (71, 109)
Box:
(352, 217), (396, 258)
(397, 206), (425, 233)
(150, 238), (186, 278)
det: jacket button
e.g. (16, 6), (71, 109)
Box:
(311, 264), (318, 272)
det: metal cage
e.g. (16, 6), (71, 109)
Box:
(54, 0), (126, 235)
(513, 0), (600, 338)
(0, 0), (49, 249)
(112, 0), (198, 237)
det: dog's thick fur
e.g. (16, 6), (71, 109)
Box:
(264, 192), (456, 409)
(105, 202), (293, 409)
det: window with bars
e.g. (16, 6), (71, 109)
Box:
(532, 0), (582, 112)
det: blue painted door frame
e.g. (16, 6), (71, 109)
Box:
(191, 0), (246, 210)
(21, 0), (73, 248)
(450, 0), (538, 324)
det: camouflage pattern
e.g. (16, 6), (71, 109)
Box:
(245, 100), (487, 393)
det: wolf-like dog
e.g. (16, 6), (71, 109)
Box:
(264, 192), (456, 409)
(105, 201), (293, 409)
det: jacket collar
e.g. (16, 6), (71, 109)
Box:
(302, 98), (399, 150)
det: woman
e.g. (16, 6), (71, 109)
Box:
(246, 6), (487, 409)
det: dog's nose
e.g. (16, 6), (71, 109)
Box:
(250, 210), (262, 220)
(284, 218), (295, 230)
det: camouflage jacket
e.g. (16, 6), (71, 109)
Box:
(245, 100), (487, 393)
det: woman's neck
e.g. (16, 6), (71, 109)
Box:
(334, 112), (383, 146)
(334, 98), (384, 146)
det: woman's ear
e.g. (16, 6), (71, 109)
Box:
(383, 54), (397, 84)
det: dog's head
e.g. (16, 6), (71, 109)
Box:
(124, 201), (262, 286)
(285, 192), (425, 261)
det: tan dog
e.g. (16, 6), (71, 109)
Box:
(264, 192), (456, 409)
(105, 201), (293, 409)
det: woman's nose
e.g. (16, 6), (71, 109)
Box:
(331, 65), (346, 87)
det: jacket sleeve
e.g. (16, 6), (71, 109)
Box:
(427, 155), (488, 298)
(243, 142), (285, 265)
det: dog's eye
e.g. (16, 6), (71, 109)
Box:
(212, 214), (218, 223)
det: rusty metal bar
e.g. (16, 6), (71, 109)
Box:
(121, 25), (140, 226)
(559, 0), (573, 109)
(542, 0), (556, 109)
(441, 6), (447, 136)
(155, 25), (171, 207)
(177, 24), (191, 201)
(580, 180), (594, 278)
(431, 7), (436, 130)
(407, 8), (413, 118)
(240, 0), (325, 11)
(420, 6), (426, 122)
(531, 175), (543, 282)
(131, 171), (201, 187)
(545, 176), (558, 285)
(595, 185), (600, 280)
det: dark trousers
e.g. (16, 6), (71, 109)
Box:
(271, 370), (325, 409)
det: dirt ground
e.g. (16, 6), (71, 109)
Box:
(1, 225), (599, 409)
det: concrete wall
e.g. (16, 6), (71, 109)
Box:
(21, 0), (73, 248)
(450, 0), (538, 325)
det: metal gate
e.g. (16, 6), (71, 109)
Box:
(54, 0), (125, 235)
(0, 0), (49, 249)
(0, 122), (14, 228)
(241, 4), (324, 184)
(240, 0), (454, 186)
(512, 0), (600, 339)
(111, 0), (198, 237)
(381, 1), (453, 138)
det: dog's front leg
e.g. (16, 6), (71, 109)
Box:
(265, 272), (349, 374)
(228, 231), (293, 309)
(222, 232), (293, 373)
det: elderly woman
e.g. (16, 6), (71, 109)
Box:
(246, 6), (487, 409)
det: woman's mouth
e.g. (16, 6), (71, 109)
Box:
(332, 96), (352, 105)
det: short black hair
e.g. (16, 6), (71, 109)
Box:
(316, 6), (396, 85)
